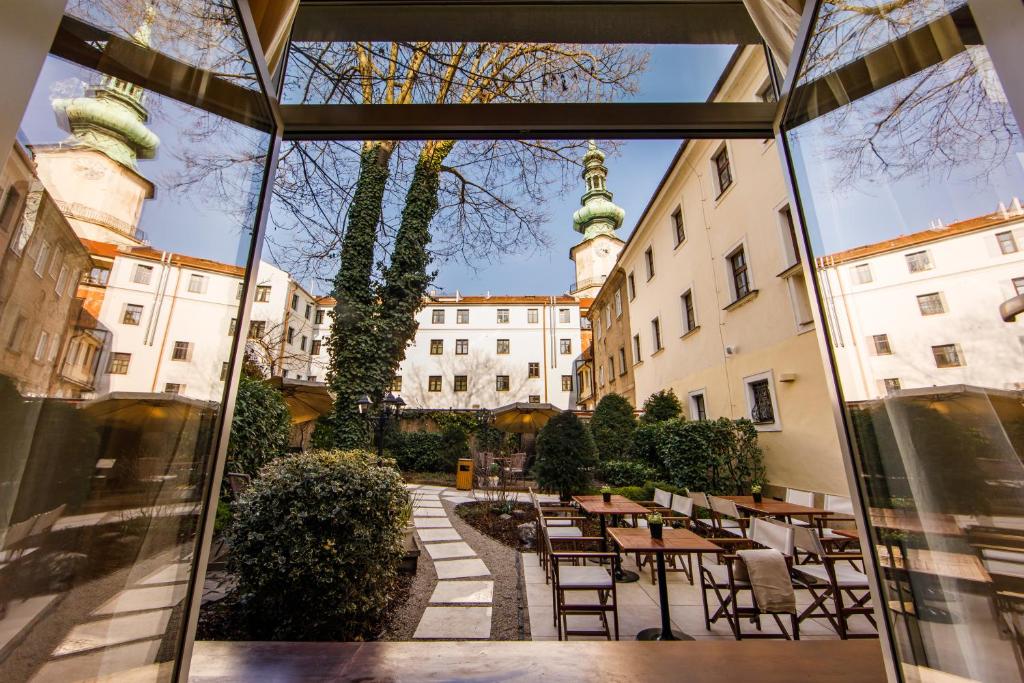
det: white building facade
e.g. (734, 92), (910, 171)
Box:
(818, 209), (1024, 401)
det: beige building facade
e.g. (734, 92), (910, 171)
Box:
(586, 266), (636, 408)
(607, 47), (846, 494)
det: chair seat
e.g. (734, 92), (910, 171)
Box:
(717, 525), (745, 538)
(819, 528), (852, 541)
(545, 518), (574, 527)
(720, 519), (742, 528)
(789, 518), (812, 527)
(795, 563), (868, 588)
(558, 565), (612, 588)
(702, 563), (749, 588)
(548, 526), (583, 538)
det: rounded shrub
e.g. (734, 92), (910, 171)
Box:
(590, 394), (636, 461)
(534, 411), (597, 500)
(227, 374), (292, 477)
(640, 389), (682, 423)
(228, 449), (409, 640)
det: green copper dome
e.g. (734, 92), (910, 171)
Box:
(572, 141), (624, 240)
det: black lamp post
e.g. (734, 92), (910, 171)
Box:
(357, 392), (405, 458)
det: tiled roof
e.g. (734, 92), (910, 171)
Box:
(80, 238), (246, 277)
(819, 212), (1021, 266)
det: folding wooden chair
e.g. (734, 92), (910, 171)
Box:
(790, 525), (876, 639)
(544, 527), (619, 640)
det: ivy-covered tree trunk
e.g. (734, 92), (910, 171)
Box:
(327, 141), (394, 448)
(374, 140), (455, 392)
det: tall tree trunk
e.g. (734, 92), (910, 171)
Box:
(375, 140), (455, 391)
(327, 141), (394, 448)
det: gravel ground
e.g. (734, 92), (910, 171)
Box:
(379, 540), (437, 641)
(447, 500), (531, 640)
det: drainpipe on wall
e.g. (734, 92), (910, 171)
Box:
(145, 251), (171, 346)
(541, 300), (549, 403)
(150, 255), (182, 392)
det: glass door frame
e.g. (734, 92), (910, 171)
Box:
(772, 1), (1024, 681)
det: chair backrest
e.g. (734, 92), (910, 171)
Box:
(654, 488), (673, 509)
(688, 491), (710, 510)
(511, 452), (527, 468)
(709, 496), (741, 519)
(825, 494), (854, 515)
(791, 523), (826, 557)
(226, 472), (251, 496)
(671, 495), (694, 517)
(785, 488), (815, 507)
(750, 518), (795, 556)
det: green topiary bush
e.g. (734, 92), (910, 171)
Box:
(590, 394), (636, 461)
(228, 449), (408, 640)
(640, 389), (683, 423)
(386, 430), (453, 472)
(534, 411), (597, 500)
(597, 459), (657, 487)
(226, 374), (292, 478)
(655, 418), (766, 495)
(630, 421), (669, 476)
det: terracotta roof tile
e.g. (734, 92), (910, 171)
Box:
(819, 212), (1020, 266)
(79, 238), (245, 277)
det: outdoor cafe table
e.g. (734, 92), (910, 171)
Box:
(573, 495), (650, 583)
(721, 495), (832, 522)
(607, 527), (724, 641)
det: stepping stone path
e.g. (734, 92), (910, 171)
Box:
(407, 485), (494, 640)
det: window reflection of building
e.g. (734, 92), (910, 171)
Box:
(817, 208), (1024, 400)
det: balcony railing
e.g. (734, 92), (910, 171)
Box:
(568, 276), (605, 294)
(56, 200), (146, 242)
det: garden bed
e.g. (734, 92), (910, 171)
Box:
(455, 502), (537, 550)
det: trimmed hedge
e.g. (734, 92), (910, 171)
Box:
(227, 374), (292, 478)
(590, 394), (636, 461)
(535, 412), (597, 499)
(597, 459), (658, 487)
(386, 430), (454, 472)
(228, 449), (408, 640)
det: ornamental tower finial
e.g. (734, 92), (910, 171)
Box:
(51, 2), (160, 170)
(572, 141), (624, 240)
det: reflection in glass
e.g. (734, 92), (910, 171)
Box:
(785, 2), (1024, 680)
(0, 2), (269, 681)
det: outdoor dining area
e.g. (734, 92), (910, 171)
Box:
(527, 487), (878, 643)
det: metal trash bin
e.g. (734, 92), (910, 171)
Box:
(456, 458), (474, 491)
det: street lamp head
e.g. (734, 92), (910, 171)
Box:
(356, 394), (372, 414)
(393, 395), (406, 411)
(383, 391), (399, 406)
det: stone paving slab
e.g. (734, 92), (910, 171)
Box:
(413, 606), (492, 639)
(434, 558), (490, 580)
(429, 581), (494, 605)
(413, 500), (444, 508)
(423, 541), (476, 560)
(413, 509), (447, 518)
(413, 517), (453, 529)
(416, 528), (462, 542)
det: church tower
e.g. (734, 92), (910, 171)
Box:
(569, 141), (625, 299)
(32, 7), (159, 246)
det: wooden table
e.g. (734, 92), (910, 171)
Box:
(574, 495), (650, 583)
(607, 527), (723, 641)
(834, 529), (860, 540)
(721, 495), (831, 520)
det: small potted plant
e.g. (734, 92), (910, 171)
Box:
(648, 512), (664, 540)
(600, 485), (612, 503)
(751, 483), (763, 504)
(488, 462), (501, 487)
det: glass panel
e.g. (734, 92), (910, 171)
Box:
(283, 42), (769, 105)
(0, 2), (270, 681)
(784, 2), (1024, 680)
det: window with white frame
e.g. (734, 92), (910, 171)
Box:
(882, 378), (901, 394)
(164, 383), (183, 395)
(743, 371), (780, 430)
(905, 250), (933, 273)
(132, 264), (154, 285)
(932, 344), (964, 368)
(0, 186), (24, 233)
(598, 365), (605, 386)
(644, 246), (655, 280)
(562, 375), (573, 392)
(672, 207), (685, 246)
(778, 205), (800, 269)
(528, 362), (540, 378)
(255, 285), (271, 302)
(614, 288), (622, 317)
(171, 341), (192, 361)
(107, 352), (131, 374)
(34, 241), (50, 276)
(48, 246), (63, 278)
(1014, 277), (1024, 296)
(456, 339), (469, 354)
(34, 331), (48, 361)
(496, 375), (510, 391)
(998, 231), (1018, 255)
(688, 390), (707, 420)
(559, 338), (572, 354)
(787, 273), (815, 328)
(55, 265), (69, 296)
(497, 308), (510, 324)
(315, 309), (325, 324)
(122, 304), (144, 326)
(650, 317), (662, 353)
(187, 273), (206, 293)
(853, 263), (873, 284)
(618, 346), (627, 374)
(712, 144), (733, 196)
(430, 339), (443, 355)
(603, 306), (611, 329)
(457, 308), (469, 324)
(432, 309), (445, 324)
(627, 272), (636, 300)
(681, 289), (696, 333)
(527, 308), (538, 323)
(728, 246), (751, 301)
(632, 334), (641, 363)
(496, 338), (509, 354)
(607, 355), (615, 381)
(559, 308), (570, 324)
(872, 334), (893, 355)
(917, 292), (945, 316)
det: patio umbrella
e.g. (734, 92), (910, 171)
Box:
(267, 377), (332, 424)
(490, 402), (561, 433)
